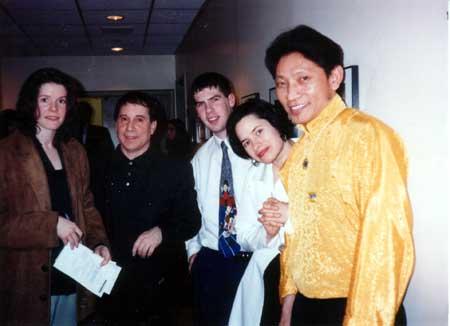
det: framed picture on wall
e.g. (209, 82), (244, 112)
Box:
(269, 87), (277, 104)
(343, 65), (359, 108)
(241, 92), (260, 103)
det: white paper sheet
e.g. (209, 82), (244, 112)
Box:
(53, 243), (121, 297)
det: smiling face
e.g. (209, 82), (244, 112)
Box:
(116, 103), (157, 160)
(194, 86), (235, 139)
(235, 114), (289, 167)
(35, 82), (68, 133)
(275, 52), (343, 125)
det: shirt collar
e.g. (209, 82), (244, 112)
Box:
(212, 134), (231, 149)
(299, 94), (346, 137)
(115, 146), (153, 165)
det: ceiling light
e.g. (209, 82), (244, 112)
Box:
(111, 47), (124, 52)
(106, 15), (124, 21)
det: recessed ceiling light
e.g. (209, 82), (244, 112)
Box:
(106, 15), (124, 21)
(111, 47), (124, 52)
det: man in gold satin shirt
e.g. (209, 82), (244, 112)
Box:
(262, 25), (414, 325)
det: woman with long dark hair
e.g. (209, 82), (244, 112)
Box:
(0, 67), (110, 326)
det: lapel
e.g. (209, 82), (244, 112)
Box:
(15, 133), (51, 210)
(244, 163), (274, 205)
(61, 141), (79, 223)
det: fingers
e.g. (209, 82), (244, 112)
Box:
(94, 246), (112, 266)
(262, 197), (280, 208)
(132, 236), (141, 257)
(66, 229), (81, 249)
(74, 225), (83, 240)
(101, 249), (111, 266)
(57, 217), (83, 249)
(132, 236), (156, 258)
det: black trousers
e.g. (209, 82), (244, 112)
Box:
(261, 254), (281, 326)
(291, 292), (407, 325)
(192, 247), (250, 326)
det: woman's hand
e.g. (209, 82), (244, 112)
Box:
(258, 197), (289, 239)
(94, 245), (112, 266)
(56, 216), (83, 249)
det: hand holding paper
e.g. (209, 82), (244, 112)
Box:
(54, 243), (121, 297)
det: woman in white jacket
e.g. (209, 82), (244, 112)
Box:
(227, 99), (296, 325)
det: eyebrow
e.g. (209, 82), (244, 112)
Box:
(196, 94), (222, 103)
(240, 124), (261, 144)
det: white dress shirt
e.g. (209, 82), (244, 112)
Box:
(186, 136), (282, 258)
(229, 178), (288, 326)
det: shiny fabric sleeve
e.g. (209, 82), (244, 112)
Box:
(343, 122), (415, 325)
(279, 234), (298, 300)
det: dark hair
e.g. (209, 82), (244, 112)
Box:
(166, 118), (193, 159)
(191, 72), (234, 99)
(113, 91), (159, 121)
(227, 99), (293, 160)
(15, 67), (77, 143)
(265, 25), (344, 79)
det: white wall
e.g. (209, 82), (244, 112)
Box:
(177, 0), (448, 325)
(1, 55), (175, 109)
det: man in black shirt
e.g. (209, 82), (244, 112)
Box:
(101, 91), (200, 325)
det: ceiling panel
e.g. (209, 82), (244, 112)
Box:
(87, 24), (147, 37)
(1, 0), (77, 10)
(83, 10), (148, 25)
(7, 9), (81, 25)
(0, 22), (22, 35)
(148, 23), (190, 34)
(21, 24), (85, 36)
(154, 0), (205, 9)
(150, 9), (198, 24)
(78, 0), (151, 10)
(0, 0), (207, 57)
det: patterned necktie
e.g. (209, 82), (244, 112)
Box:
(218, 141), (241, 257)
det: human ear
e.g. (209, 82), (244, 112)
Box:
(227, 93), (236, 108)
(150, 120), (158, 135)
(329, 66), (344, 91)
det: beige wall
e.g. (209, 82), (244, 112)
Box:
(177, 1), (448, 325)
(1, 55), (175, 109)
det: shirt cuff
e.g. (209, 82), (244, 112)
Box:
(186, 235), (201, 259)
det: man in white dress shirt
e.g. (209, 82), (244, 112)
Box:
(186, 73), (276, 325)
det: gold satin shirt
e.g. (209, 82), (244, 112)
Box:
(279, 95), (414, 325)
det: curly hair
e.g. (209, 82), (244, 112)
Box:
(226, 98), (293, 160)
(15, 67), (78, 144)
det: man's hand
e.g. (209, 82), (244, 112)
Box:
(132, 226), (162, 258)
(94, 245), (112, 266)
(56, 216), (83, 249)
(188, 253), (197, 272)
(279, 294), (295, 326)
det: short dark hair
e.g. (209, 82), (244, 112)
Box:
(265, 25), (344, 79)
(190, 72), (234, 99)
(15, 67), (77, 143)
(227, 99), (293, 160)
(113, 91), (159, 121)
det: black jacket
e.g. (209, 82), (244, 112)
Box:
(104, 147), (200, 289)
